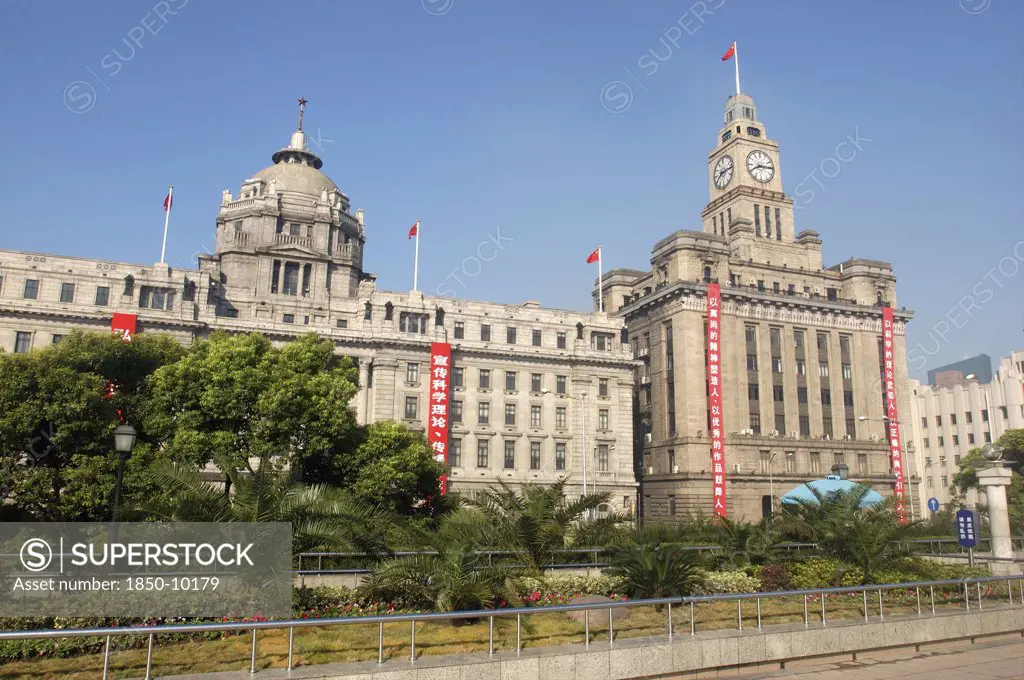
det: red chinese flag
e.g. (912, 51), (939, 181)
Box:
(721, 43), (736, 61)
(163, 192), (172, 211)
(408, 222), (418, 239)
(586, 247), (600, 264)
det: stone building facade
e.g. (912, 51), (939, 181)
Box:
(0, 113), (638, 512)
(907, 350), (1024, 511)
(599, 93), (917, 521)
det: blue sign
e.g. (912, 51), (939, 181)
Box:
(956, 508), (978, 548)
(927, 497), (940, 512)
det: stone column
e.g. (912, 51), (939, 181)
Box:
(356, 359), (371, 425)
(977, 464), (1014, 570)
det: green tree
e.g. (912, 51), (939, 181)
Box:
(362, 509), (521, 613)
(144, 332), (361, 475)
(606, 544), (701, 601)
(0, 331), (183, 520)
(348, 421), (445, 515)
(140, 458), (394, 555)
(774, 484), (913, 582)
(952, 434), (1024, 535)
(463, 479), (617, 572)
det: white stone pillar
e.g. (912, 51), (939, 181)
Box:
(977, 464), (1014, 569)
(356, 359), (371, 425)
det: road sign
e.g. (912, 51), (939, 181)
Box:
(955, 508), (978, 548)
(927, 497), (940, 512)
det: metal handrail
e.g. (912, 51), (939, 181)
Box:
(1, 574), (1021, 679)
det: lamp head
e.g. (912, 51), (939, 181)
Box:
(113, 424), (137, 454)
(981, 443), (1003, 462)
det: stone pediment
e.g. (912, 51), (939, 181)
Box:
(260, 244), (320, 259)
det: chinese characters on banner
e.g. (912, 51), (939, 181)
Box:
(427, 343), (452, 494)
(111, 313), (137, 342)
(882, 307), (907, 523)
(706, 283), (727, 517)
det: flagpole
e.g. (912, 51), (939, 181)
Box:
(159, 185), (173, 264)
(733, 42), (741, 95)
(597, 246), (604, 313)
(413, 220), (420, 292)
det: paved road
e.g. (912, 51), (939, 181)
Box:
(753, 636), (1024, 679)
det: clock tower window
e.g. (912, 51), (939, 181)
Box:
(754, 204), (761, 236)
(764, 206), (771, 237)
(775, 208), (782, 241)
(726, 208), (732, 233)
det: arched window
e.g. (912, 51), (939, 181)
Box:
(123, 274), (135, 296)
(384, 302), (394, 321)
(435, 307), (445, 327)
(576, 322), (584, 340)
(364, 301), (372, 320)
(703, 266), (712, 283)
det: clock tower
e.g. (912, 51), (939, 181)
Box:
(701, 93), (795, 243)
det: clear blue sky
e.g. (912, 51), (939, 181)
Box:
(1, 0), (1021, 379)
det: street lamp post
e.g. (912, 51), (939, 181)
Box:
(766, 451), (793, 515)
(112, 424), (137, 522)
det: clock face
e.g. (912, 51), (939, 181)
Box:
(746, 150), (775, 183)
(713, 155), (734, 189)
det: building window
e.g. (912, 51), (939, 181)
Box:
(505, 371), (517, 391)
(799, 416), (810, 436)
(754, 203), (761, 235)
(968, 433), (975, 444)
(555, 407), (567, 429)
(953, 435), (959, 447)
(843, 390), (854, 407)
(479, 369), (491, 389)
(938, 436), (944, 447)
(773, 385), (784, 401)
(507, 326), (517, 344)
(454, 321), (465, 339)
(477, 440), (489, 468)
(965, 412), (973, 424)
(809, 452), (821, 475)
(556, 375), (567, 394)
(504, 440), (516, 469)
(451, 401), (463, 423)
(598, 378), (609, 397)
(775, 207), (781, 239)
(450, 439), (462, 467)
(797, 387), (808, 404)
(555, 443), (566, 471)
(750, 412), (761, 434)
(598, 409), (609, 430)
(404, 396), (418, 420)
(984, 431), (991, 443)
(557, 332), (567, 349)
(772, 358), (783, 373)
(982, 409), (989, 422)
(821, 389), (831, 406)
(785, 452), (796, 473)
(480, 324), (491, 341)
(281, 263), (300, 295)
(795, 359), (806, 376)
(819, 362), (829, 378)
(759, 450), (771, 474)
(999, 405), (1008, 419)
(775, 414), (786, 433)
(504, 404), (517, 426)
(592, 333), (613, 351)
(531, 373), (542, 392)
(478, 402), (490, 425)
(747, 354), (758, 370)
(14, 331), (32, 354)
(669, 495), (677, 517)
(532, 329), (542, 346)
(822, 416), (833, 438)
(95, 286), (110, 306)
(140, 286), (175, 310)
(282, 313), (295, 324)
(842, 363), (852, 380)
(531, 405), (542, 428)
(748, 383), (760, 401)
(846, 417), (856, 438)
(452, 367), (464, 388)
(406, 363), (419, 384)
(51, 334), (63, 344)
(924, 438), (930, 448)
(23, 279), (39, 300)
(597, 444), (609, 472)
(530, 441), (541, 470)
(950, 413), (957, 425)
(59, 282), (75, 303)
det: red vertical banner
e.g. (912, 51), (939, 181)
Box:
(111, 313), (137, 342)
(706, 283), (727, 517)
(882, 307), (907, 523)
(427, 343), (452, 494)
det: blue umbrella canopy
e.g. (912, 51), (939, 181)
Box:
(780, 478), (885, 508)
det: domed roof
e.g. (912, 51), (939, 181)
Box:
(252, 128), (338, 197)
(780, 478), (885, 508)
(253, 158), (338, 196)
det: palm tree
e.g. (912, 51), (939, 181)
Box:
(462, 479), (617, 572)
(773, 483), (914, 582)
(362, 509), (521, 614)
(606, 544), (701, 601)
(140, 460), (394, 555)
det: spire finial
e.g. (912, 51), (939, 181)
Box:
(297, 97), (308, 131)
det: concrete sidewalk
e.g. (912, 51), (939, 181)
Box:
(747, 635), (1024, 679)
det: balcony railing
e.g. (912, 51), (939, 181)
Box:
(275, 233), (313, 249)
